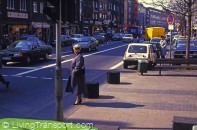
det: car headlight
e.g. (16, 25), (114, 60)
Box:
(14, 53), (23, 57)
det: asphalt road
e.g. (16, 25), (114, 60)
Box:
(0, 40), (129, 119)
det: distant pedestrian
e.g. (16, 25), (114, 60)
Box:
(0, 74), (9, 88)
(160, 36), (167, 58)
(70, 44), (86, 105)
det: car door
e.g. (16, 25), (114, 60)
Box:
(32, 41), (43, 59)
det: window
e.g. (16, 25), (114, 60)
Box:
(33, 1), (38, 13)
(7, 0), (15, 10)
(20, 0), (27, 11)
(40, 2), (43, 13)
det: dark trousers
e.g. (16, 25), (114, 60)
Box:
(0, 74), (7, 84)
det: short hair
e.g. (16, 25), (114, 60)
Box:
(73, 44), (81, 49)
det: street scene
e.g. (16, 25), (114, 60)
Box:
(0, 0), (197, 130)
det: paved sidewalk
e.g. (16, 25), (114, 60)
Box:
(63, 68), (197, 130)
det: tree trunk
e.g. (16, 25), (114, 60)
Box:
(186, 0), (192, 60)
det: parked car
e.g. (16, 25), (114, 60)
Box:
(112, 33), (124, 41)
(0, 40), (52, 65)
(93, 34), (105, 44)
(72, 36), (99, 52)
(149, 37), (161, 47)
(71, 34), (84, 42)
(51, 35), (76, 47)
(122, 34), (134, 43)
(123, 43), (157, 69)
(174, 39), (197, 58)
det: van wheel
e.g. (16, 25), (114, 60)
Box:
(123, 63), (128, 69)
(2, 61), (7, 66)
(43, 53), (49, 60)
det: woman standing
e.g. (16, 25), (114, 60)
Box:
(70, 44), (86, 105)
(160, 36), (167, 58)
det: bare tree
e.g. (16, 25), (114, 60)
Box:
(141, 0), (196, 59)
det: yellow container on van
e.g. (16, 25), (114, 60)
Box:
(145, 27), (165, 41)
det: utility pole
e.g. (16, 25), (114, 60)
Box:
(55, 0), (63, 121)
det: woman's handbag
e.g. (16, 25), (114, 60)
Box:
(65, 75), (73, 93)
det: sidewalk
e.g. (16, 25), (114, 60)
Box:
(63, 68), (197, 130)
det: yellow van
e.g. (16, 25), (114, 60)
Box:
(145, 27), (165, 41)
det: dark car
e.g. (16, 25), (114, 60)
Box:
(174, 40), (197, 58)
(72, 37), (99, 52)
(150, 37), (161, 47)
(51, 35), (76, 47)
(93, 35), (105, 44)
(0, 40), (52, 65)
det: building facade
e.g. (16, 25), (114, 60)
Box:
(146, 7), (168, 29)
(0, 0), (49, 49)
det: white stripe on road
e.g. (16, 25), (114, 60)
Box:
(4, 66), (41, 69)
(15, 44), (128, 76)
(26, 76), (37, 79)
(109, 61), (123, 70)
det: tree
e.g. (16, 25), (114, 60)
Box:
(140, 0), (197, 59)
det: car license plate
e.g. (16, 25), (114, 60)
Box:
(2, 57), (11, 60)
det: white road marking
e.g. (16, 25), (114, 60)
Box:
(41, 77), (53, 80)
(109, 61), (123, 70)
(15, 44), (128, 76)
(12, 75), (22, 78)
(4, 66), (40, 69)
(26, 76), (37, 79)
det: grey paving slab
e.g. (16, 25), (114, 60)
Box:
(63, 69), (197, 129)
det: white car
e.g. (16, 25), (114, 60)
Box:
(71, 34), (84, 41)
(122, 34), (134, 42)
(123, 43), (157, 69)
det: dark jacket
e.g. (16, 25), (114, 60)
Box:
(70, 53), (86, 94)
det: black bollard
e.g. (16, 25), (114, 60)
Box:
(85, 82), (99, 99)
(107, 71), (120, 84)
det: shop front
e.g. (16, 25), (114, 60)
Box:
(32, 22), (50, 43)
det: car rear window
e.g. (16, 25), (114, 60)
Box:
(128, 45), (147, 53)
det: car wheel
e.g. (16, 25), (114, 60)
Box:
(123, 62), (128, 69)
(25, 56), (31, 65)
(2, 61), (7, 66)
(88, 47), (91, 52)
(94, 46), (98, 51)
(44, 53), (49, 60)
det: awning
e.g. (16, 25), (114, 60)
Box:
(32, 22), (50, 28)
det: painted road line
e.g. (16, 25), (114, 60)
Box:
(4, 66), (41, 69)
(109, 61), (123, 70)
(12, 75), (22, 78)
(41, 77), (53, 80)
(15, 44), (128, 76)
(26, 76), (37, 79)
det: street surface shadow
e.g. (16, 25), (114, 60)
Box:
(120, 82), (132, 85)
(98, 95), (115, 99)
(84, 102), (144, 108)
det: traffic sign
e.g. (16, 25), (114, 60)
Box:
(167, 14), (174, 25)
(168, 24), (174, 30)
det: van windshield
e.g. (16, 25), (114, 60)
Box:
(128, 45), (147, 53)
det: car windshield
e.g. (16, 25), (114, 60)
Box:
(128, 45), (147, 53)
(74, 34), (81, 38)
(176, 40), (197, 47)
(9, 41), (32, 50)
(78, 37), (91, 42)
(150, 38), (161, 43)
(114, 33), (121, 36)
(124, 34), (132, 37)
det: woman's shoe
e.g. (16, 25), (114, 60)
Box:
(73, 99), (82, 105)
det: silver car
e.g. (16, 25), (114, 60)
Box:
(72, 37), (99, 52)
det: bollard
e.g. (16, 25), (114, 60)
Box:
(85, 82), (99, 99)
(107, 71), (120, 84)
